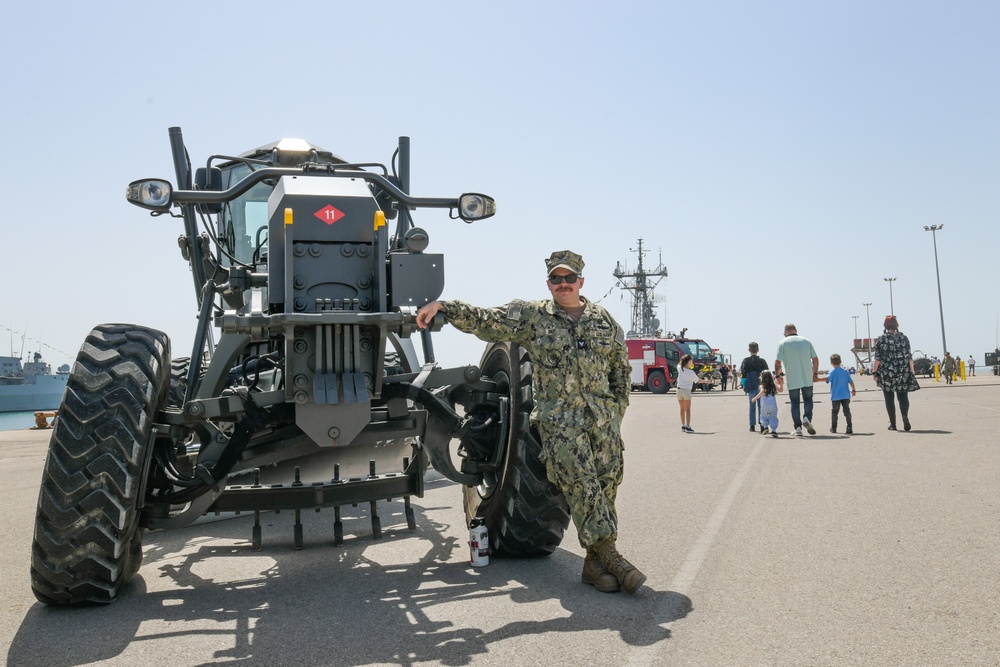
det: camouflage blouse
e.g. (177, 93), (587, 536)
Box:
(440, 297), (630, 428)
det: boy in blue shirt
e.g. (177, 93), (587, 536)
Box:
(826, 353), (856, 434)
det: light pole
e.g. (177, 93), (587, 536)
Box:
(863, 303), (872, 342)
(863, 302), (873, 369)
(883, 277), (896, 315)
(852, 315), (859, 341)
(923, 225), (947, 357)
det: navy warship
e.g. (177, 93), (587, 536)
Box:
(0, 352), (69, 412)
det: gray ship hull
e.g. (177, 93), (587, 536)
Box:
(0, 375), (68, 412)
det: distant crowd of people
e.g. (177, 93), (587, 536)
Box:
(926, 352), (976, 383)
(684, 316), (944, 436)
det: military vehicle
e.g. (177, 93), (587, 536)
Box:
(30, 128), (570, 604)
(912, 351), (935, 378)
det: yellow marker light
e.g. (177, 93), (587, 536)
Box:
(284, 208), (294, 225)
(374, 210), (386, 230)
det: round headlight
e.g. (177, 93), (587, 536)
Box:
(141, 180), (171, 208)
(458, 193), (496, 221)
(127, 178), (174, 210)
(461, 194), (484, 218)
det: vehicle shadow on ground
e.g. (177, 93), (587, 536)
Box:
(8, 498), (691, 667)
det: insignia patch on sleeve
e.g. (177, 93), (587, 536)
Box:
(615, 324), (626, 345)
(507, 300), (524, 320)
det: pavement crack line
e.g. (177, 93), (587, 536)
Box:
(627, 438), (766, 666)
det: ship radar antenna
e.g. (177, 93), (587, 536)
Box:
(612, 238), (669, 337)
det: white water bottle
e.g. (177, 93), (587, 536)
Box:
(469, 517), (489, 567)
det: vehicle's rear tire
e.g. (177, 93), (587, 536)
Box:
(463, 342), (570, 557)
(646, 370), (669, 394)
(30, 324), (170, 604)
(168, 356), (191, 407)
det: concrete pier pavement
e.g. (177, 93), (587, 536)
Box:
(2, 373), (998, 666)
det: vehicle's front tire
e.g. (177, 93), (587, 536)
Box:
(463, 342), (570, 557)
(646, 370), (669, 394)
(30, 324), (170, 604)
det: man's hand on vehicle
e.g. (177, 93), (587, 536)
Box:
(416, 301), (443, 329)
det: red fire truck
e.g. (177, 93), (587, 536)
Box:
(626, 338), (675, 393)
(626, 333), (723, 393)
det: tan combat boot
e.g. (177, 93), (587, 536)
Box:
(582, 548), (621, 593)
(593, 538), (646, 595)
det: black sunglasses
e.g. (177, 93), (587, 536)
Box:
(547, 274), (580, 285)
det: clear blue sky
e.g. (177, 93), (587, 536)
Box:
(3, 2), (997, 374)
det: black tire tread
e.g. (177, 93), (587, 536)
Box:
(463, 343), (570, 558)
(30, 324), (169, 605)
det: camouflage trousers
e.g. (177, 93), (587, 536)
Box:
(536, 417), (624, 548)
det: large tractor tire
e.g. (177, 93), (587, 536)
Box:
(30, 324), (170, 604)
(463, 342), (570, 557)
(168, 356), (191, 408)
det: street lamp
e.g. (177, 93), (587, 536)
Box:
(923, 225), (947, 357)
(884, 277), (896, 315)
(861, 301), (872, 373)
(863, 302), (873, 368)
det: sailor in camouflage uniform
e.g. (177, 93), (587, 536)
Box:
(416, 250), (646, 594)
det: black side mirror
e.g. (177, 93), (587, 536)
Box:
(195, 167), (224, 214)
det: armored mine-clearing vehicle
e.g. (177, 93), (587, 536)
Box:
(30, 127), (570, 604)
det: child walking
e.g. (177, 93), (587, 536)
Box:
(751, 369), (780, 437)
(676, 354), (711, 433)
(825, 353), (856, 433)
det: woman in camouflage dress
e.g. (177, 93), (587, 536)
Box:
(872, 315), (920, 431)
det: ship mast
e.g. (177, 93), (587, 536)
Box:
(613, 238), (669, 337)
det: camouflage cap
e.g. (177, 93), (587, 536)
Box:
(545, 250), (585, 275)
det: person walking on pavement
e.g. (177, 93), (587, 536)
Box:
(415, 250), (645, 595)
(774, 323), (819, 437)
(872, 315), (920, 430)
(740, 342), (769, 432)
(967, 355), (976, 377)
(824, 353), (856, 434)
(942, 352), (957, 384)
(751, 369), (781, 437)
(719, 362), (729, 392)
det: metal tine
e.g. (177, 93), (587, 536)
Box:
(369, 460), (382, 538)
(370, 500), (382, 539)
(293, 466), (304, 549)
(333, 464), (344, 545)
(404, 496), (416, 531)
(252, 468), (262, 551)
(403, 456), (417, 530)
